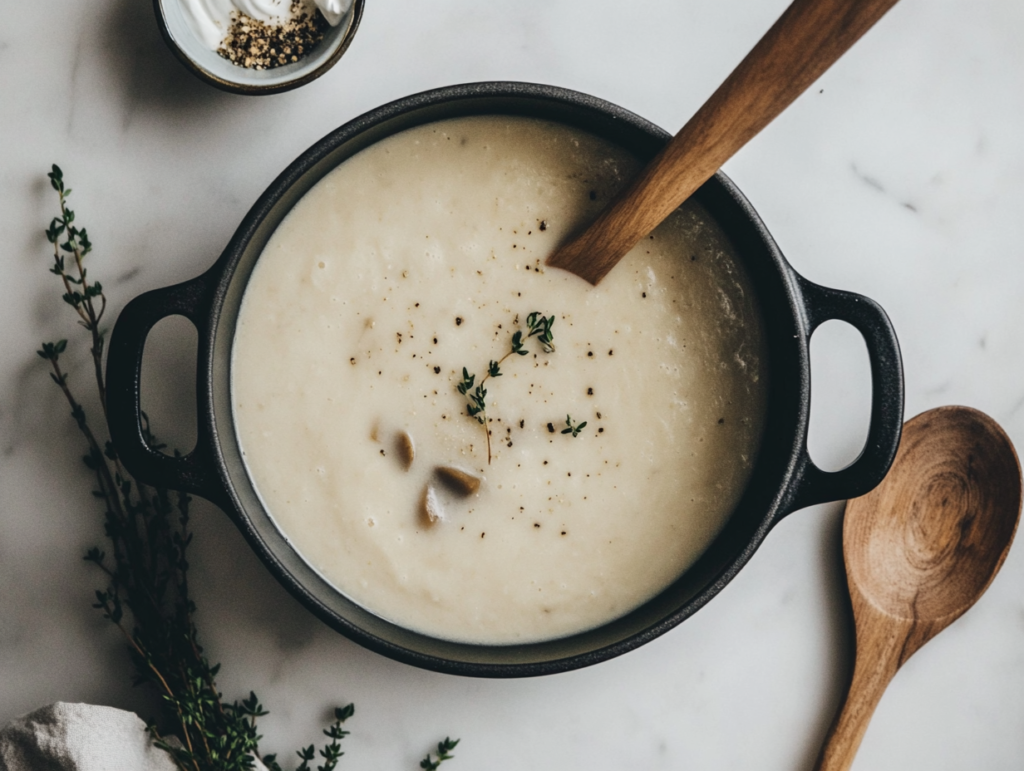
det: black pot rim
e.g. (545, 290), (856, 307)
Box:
(106, 81), (904, 677)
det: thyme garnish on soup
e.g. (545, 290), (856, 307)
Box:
(458, 311), (557, 464)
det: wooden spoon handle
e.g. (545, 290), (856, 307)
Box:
(546, 0), (901, 285)
(814, 613), (909, 771)
(814, 662), (893, 770)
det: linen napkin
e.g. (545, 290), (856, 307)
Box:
(0, 702), (268, 771)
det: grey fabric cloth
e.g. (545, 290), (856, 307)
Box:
(0, 703), (180, 771)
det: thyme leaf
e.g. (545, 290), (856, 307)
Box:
(561, 415), (587, 438)
(525, 311), (555, 353)
(420, 738), (459, 771)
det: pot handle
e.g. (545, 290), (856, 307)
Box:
(105, 272), (229, 509)
(786, 277), (904, 513)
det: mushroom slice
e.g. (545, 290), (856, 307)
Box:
(435, 465), (482, 496)
(394, 430), (415, 470)
(421, 484), (445, 525)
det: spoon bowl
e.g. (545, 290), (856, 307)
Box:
(816, 405), (1021, 771)
(847, 406), (1020, 625)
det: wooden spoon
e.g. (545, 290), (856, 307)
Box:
(814, 406), (1022, 771)
(547, 0), (902, 285)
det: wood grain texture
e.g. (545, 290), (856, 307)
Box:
(546, 0), (901, 285)
(814, 406), (1022, 771)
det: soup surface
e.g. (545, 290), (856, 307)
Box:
(232, 115), (768, 644)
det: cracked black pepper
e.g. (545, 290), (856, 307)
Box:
(218, 0), (328, 70)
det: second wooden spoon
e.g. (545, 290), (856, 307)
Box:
(547, 0), (902, 285)
(815, 406), (1022, 771)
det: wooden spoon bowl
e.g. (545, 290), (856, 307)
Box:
(816, 406), (1021, 771)
(847, 406), (1021, 630)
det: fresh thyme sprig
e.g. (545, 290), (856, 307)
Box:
(561, 415), (587, 438)
(38, 166), (457, 771)
(45, 165), (107, 417)
(262, 704), (355, 771)
(458, 312), (556, 464)
(40, 165), (264, 771)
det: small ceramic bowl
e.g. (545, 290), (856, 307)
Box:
(153, 0), (364, 95)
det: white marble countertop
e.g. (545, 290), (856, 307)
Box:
(3, 1), (1024, 768)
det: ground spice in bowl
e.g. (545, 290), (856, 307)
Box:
(218, 0), (329, 70)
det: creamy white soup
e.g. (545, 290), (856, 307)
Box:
(232, 115), (768, 644)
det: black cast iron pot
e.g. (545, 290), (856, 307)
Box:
(106, 82), (904, 677)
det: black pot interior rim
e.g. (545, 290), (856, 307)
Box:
(202, 81), (811, 677)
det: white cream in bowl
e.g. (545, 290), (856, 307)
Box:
(181, 0), (350, 49)
(231, 116), (768, 644)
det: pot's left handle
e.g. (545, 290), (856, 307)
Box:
(786, 277), (905, 514)
(106, 273), (229, 509)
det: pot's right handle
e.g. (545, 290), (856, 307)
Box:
(105, 272), (229, 509)
(786, 277), (904, 514)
